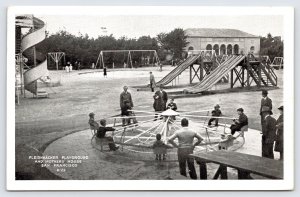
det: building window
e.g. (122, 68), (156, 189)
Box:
(188, 46), (194, 51)
(233, 44), (239, 54)
(206, 44), (212, 50)
(227, 44), (232, 55)
(220, 44), (226, 55)
(213, 44), (219, 55)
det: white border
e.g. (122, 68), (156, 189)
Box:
(7, 6), (294, 190)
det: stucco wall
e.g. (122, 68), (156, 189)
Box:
(186, 37), (260, 55)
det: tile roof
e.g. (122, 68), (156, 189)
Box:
(185, 28), (259, 38)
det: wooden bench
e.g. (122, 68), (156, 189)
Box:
(190, 150), (283, 180)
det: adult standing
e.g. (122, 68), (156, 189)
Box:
(153, 85), (168, 112)
(260, 90), (272, 133)
(149, 72), (156, 92)
(120, 86), (134, 113)
(168, 118), (203, 179)
(274, 106), (284, 160)
(261, 106), (276, 159)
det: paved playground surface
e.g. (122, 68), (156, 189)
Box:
(15, 66), (283, 179)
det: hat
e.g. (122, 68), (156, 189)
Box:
(214, 104), (220, 108)
(278, 106), (283, 110)
(262, 90), (268, 95)
(89, 112), (95, 117)
(237, 108), (244, 112)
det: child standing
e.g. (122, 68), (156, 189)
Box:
(167, 98), (177, 111)
(167, 98), (178, 120)
(152, 134), (168, 160)
(208, 104), (222, 127)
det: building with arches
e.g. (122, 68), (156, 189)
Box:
(185, 28), (260, 56)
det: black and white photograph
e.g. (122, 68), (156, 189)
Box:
(6, 6), (294, 190)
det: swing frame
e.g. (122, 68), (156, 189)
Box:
(96, 50), (160, 69)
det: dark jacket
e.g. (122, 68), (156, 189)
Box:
(262, 115), (277, 144)
(167, 103), (177, 111)
(260, 97), (272, 115)
(235, 113), (248, 127)
(153, 90), (168, 111)
(96, 126), (115, 138)
(120, 91), (133, 109)
(212, 109), (222, 117)
(274, 115), (283, 152)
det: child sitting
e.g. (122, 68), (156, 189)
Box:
(230, 108), (248, 135)
(208, 104), (222, 127)
(167, 98), (177, 120)
(152, 134), (168, 160)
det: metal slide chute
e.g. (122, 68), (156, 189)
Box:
(21, 16), (48, 95)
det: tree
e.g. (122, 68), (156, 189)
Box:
(260, 33), (283, 61)
(156, 28), (189, 59)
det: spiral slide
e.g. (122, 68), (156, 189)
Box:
(185, 55), (245, 94)
(21, 17), (48, 96)
(156, 54), (201, 86)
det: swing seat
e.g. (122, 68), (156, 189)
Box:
(94, 137), (110, 151)
(218, 135), (234, 150)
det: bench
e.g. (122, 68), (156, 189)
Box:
(190, 150), (283, 180)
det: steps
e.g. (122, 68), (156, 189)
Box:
(248, 64), (277, 87)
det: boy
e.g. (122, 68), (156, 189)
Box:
(152, 134), (168, 160)
(88, 112), (99, 133)
(167, 98), (177, 111)
(230, 108), (248, 135)
(96, 119), (119, 151)
(167, 98), (177, 120)
(208, 104), (222, 127)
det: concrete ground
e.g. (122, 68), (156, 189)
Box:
(15, 65), (283, 180)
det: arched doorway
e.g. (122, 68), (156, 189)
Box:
(206, 44), (212, 50)
(250, 46), (255, 53)
(213, 44), (219, 55)
(220, 44), (226, 55)
(227, 44), (232, 55)
(233, 44), (239, 54)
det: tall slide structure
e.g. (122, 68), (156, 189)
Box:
(185, 55), (245, 93)
(16, 15), (48, 97)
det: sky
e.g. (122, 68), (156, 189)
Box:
(37, 15), (284, 39)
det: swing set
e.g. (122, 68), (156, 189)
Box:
(96, 50), (160, 69)
(48, 52), (66, 70)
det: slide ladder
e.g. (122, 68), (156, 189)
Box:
(185, 55), (245, 93)
(21, 16), (48, 96)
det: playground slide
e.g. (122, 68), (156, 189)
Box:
(22, 17), (48, 95)
(156, 54), (201, 86)
(185, 55), (245, 93)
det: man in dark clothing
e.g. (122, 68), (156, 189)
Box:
(153, 85), (168, 120)
(260, 90), (272, 133)
(230, 108), (248, 135)
(274, 106), (284, 160)
(261, 106), (276, 159)
(208, 104), (222, 127)
(96, 119), (119, 151)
